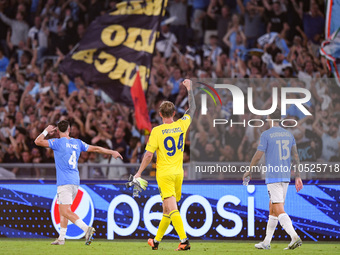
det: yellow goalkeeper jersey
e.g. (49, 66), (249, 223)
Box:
(146, 114), (191, 177)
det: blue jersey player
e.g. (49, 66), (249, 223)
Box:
(243, 109), (303, 250)
(35, 120), (122, 245)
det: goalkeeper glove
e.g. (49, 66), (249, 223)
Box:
(125, 175), (148, 197)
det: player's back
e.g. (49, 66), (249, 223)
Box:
(147, 115), (191, 177)
(258, 126), (296, 184)
(48, 137), (89, 186)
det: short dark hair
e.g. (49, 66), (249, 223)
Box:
(71, 122), (80, 130)
(159, 101), (175, 118)
(96, 140), (109, 148)
(7, 115), (15, 123)
(58, 120), (69, 132)
(269, 109), (281, 120)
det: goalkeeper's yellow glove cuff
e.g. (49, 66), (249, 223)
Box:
(135, 177), (148, 190)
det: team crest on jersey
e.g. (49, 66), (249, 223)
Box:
(181, 116), (188, 120)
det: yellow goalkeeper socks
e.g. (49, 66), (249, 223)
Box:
(169, 210), (187, 241)
(155, 214), (171, 242)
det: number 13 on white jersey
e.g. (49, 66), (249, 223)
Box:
(276, 140), (290, 160)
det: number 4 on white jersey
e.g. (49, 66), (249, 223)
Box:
(68, 151), (77, 169)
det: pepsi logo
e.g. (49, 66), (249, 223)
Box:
(51, 186), (95, 239)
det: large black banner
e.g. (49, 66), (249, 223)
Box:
(60, 0), (167, 106)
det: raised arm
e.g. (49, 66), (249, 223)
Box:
(73, 114), (86, 137)
(34, 125), (56, 148)
(0, 12), (14, 26)
(19, 86), (32, 113)
(263, 0), (272, 11)
(87, 145), (123, 159)
(74, 0), (87, 12)
(291, 0), (303, 20)
(312, 114), (324, 137)
(7, 130), (20, 159)
(182, 79), (196, 120)
(237, 0), (245, 15)
(85, 111), (95, 137)
(207, 1), (217, 19)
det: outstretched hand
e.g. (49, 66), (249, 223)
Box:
(112, 151), (123, 160)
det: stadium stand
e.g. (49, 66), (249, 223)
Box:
(0, 0), (339, 179)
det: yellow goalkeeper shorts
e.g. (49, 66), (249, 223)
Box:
(156, 174), (183, 202)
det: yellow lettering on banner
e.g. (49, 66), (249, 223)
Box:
(123, 28), (156, 53)
(109, 0), (163, 16)
(143, 0), (162, 16)
(72, 49), (151, 90)
(101, 25), (126, 47)
(108, 58), (135, 84)
(94, 52), (116, 73)
(162, 1), (167, 16)
(106, 58), (149, 89)
(71, 49), (96, 64)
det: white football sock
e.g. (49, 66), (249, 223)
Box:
(58, 228), (67, 241)
(263, 215), (278, 246)
(75, 219), (89, 232)
(278, 213), (298, 239)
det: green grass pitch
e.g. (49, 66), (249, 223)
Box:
(1, 239), (339, 255)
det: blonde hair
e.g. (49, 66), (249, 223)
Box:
(159, 101), (175, 118)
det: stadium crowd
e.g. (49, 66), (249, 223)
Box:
(0, 0), (339, 179)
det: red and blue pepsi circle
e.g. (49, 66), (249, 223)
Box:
(51, 186), (94, 239)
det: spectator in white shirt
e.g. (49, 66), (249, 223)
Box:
(0, 11), (29, 47)
(156, 22), (177, 59)
(203, 35), (222, 66)
(28, 16), (49, 61)
(41, 0), (61, 34)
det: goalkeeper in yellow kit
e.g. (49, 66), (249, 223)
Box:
(134, 79), (195, 251)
